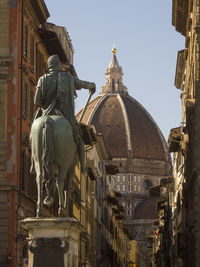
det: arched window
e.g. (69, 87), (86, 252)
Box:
(143, 179), (153, 191)
(112, 79), (114, 92)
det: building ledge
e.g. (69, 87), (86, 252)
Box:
(168, 127), (182, 152)
(172, 0), (188, 36)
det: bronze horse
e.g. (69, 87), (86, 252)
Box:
(30, 114), (77, 217)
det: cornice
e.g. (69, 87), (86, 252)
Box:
(29, 0), (49, 25)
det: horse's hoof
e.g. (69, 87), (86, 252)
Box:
(43, 196), (54, 207)
(36, 210), (44, 217)
(58, 209), (65, 217)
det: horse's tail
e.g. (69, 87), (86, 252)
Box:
(42, 116), (54, 204)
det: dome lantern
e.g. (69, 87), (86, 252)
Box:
(101, 46), (128, 95)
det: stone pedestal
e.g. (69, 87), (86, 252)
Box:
(21, 217), (83, 267)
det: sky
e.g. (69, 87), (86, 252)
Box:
(45, 0), (184, 140)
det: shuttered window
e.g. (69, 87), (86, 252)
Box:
(24, 24), (28, 59)
(30, 35), (34, 68)
(22, 81), (28, 118)
(36, 49), (45, 79)
(27, 85), (34, 122)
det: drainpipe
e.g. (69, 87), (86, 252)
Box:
(19, 0), (24, 195)
(16, 0), (24, 265)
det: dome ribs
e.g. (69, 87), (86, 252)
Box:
(117, 94), (132, 154)
(91, 95), (128, 157)
(121, 96), (166, 160)
(76, 96), (101, 124)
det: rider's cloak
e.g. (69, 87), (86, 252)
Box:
(34, 70), (95, 126)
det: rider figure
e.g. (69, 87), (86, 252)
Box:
(33, 55), (96, 199)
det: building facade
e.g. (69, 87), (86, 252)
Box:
(152, 1), (200, 266)
(0, 1), (49, 266)
(0, 1), (75, 266)
(167, 0), (200, 266)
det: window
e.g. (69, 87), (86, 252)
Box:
(21, 151), (25, 191)
(112, 79), (114, 92)
(122, 175), (126, 182)
(90, 181), (95, 194)
(143, 179), (153, 191)
(29, 88), (34, 122)
(21, 148), (33, 196)
(122, 184), (126, 192)
(127, 210), (132, 216)
(24, 24), (28, 59)
(30, 35), (35, 68)
(117, 175), (121, 182)
(22, 81), (28, 118)
(36, 49), (44, 79)
(116, 184), (120, 192)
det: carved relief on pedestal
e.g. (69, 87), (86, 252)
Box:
(29, 238), (69, 267)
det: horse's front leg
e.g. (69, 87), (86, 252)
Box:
(56, 168), (66, 217)
(36, 173), (43, 217)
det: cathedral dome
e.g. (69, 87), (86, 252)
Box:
(77, 48), (169, 163)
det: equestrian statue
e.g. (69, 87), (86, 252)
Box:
(30, 55), (96, 217)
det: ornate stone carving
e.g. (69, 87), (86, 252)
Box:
(29, 238), (69, 267)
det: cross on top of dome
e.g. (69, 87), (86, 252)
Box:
(109, 45), (120, 69)
(112, 46), (117, 55)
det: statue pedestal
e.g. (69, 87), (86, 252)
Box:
(21, 217), (83, 267)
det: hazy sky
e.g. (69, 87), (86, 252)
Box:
(45, 0), (184, 140)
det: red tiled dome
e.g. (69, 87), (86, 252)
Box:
(76, 93), (168, 161)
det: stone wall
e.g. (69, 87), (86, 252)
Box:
(172, 0), (200, 266)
